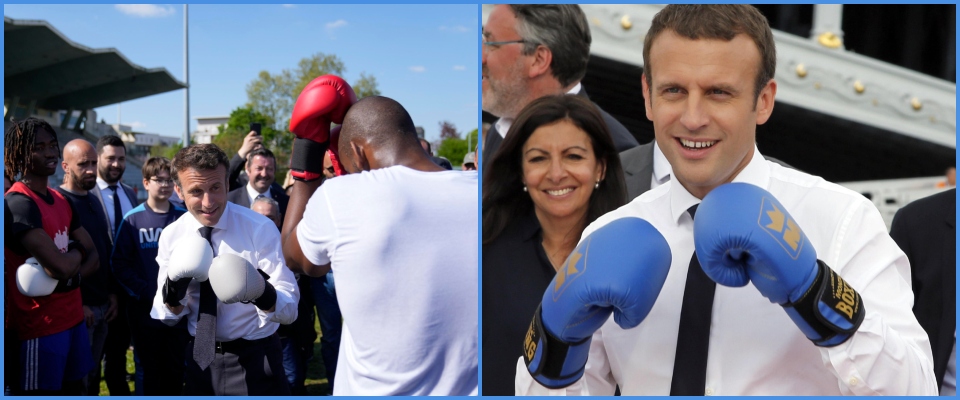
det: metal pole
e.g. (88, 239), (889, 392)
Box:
(183, 4), (190, 146)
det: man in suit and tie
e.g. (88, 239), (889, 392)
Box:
(89, 134), (136, 395)
(226, 147), (289, 225)
(481, 4), (639, 175)
(890, 188), (957, 395)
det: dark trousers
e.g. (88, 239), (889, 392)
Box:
(127, 301), (189, 395)
(183, 333), (290, 395)
(310, 274), (342, 391)
(102, 298), (131, 395)
(5, 327), (19, 395)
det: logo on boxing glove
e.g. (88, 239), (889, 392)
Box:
(552, 239), (589, 301)
(758, 198), (805, 260)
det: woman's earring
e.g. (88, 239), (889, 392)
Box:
(594, 181), (600, 189)
(523, 186), (528, 192)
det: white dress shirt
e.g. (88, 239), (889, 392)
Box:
(150, 202), (299, 341)
(650, 141), (671, 190)
(97, 177), (134, 230)
(245, 182), (271, 206)
(516, 146), (937, 395)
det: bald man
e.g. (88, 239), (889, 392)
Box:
(282, 96), (478, 395)
(54, 140), (118, 395)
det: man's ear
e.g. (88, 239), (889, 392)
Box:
(642, 74), (654, 122)
(173, 182), (183, 199)
(350, 141), (371, 172)
(755, 79), (777, 125)
(527, 45), (553, 79)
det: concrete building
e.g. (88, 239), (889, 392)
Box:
(193, 116), (230, 144)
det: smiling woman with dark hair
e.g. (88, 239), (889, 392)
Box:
(481, 94), (626, 395)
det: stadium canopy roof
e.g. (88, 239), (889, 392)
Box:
(4, 16), (186, 111)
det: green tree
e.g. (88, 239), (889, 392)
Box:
(464, 128), (479, 153)
(213, 106), (290, 180)
(246, 52), (381, 132)
(149, 141), (183, 160)
(438, 137), (468, 168)
(352, 72), (382, 99)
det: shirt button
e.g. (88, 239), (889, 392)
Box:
(849, 377), (859, 386)
(705, 388), (714, 395)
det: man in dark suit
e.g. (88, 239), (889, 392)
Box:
(481, 4), (639, 175)
(890, 189), (956, 394)
(226, 147), (289, 225)
(89, 134), (136, 395)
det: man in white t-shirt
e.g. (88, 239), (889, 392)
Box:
(283, 96), (478, 395)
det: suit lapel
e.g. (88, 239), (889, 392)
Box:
(940, 197), (955, 363)
(481, 126), (503, 177)
(635, 143), (654, 194)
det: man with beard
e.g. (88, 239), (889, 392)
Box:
(481, 4), (639, 174)
(226, 147), (289, 226)
(90, 134), (137, 395)
(112, 157), (190, 395)
(53, 139), (118, 395)
(5, 118), (99, 394)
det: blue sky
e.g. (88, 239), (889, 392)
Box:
(3, 4), (479, 143)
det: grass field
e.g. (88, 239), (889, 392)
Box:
(96, 318), (332, 396)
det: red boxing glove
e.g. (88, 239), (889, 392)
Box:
(289, 75), (357, 142)
(289, 75), (357, 181)
(327, 126), (346, 176)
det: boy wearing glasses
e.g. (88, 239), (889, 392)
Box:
(111, 156), (190, 395)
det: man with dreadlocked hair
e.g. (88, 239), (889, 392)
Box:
(4, 117), (100, 394)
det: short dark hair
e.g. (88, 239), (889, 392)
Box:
(141, 156), (171, 181)
(245, 146), (276, 167)
(342, 96), (421, 151)
(482, 95), (627, 244)
(171, 144), (229, 188)
(510, 4), (591, 88)
(96, 134), (126, 154)
(643, 4), (776, 104)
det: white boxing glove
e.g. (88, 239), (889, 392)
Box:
(208, 254), (277, 310)
(208, 253), (263, 304)
(167, 234), (214, 282)
(16, 257), (57, 297)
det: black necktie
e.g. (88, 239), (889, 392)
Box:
(669, 204), (717, 396)
(109, 186), (122, 235)
(193, 226), (217, 370)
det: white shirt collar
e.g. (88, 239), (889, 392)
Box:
(182, 201), (233, 233)
(668, 145), (768, 224)
(495, 82), (584, 139)
(652, 141), (672, 186)
(96, 176), (116, 190)
(495, 118), (511, 139)
(246, 182), (270, 205)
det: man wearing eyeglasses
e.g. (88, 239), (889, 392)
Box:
(111, 156), (191, 395)
(481, 4), (639, 175)
(54, 139), (117, 395)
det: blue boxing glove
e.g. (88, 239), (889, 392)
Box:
(694, 182), (864, 347)
(524, 217), (671, 388)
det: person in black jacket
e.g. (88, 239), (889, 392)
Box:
(481, 4), (639, 175)
(890, 189), (956, 395)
